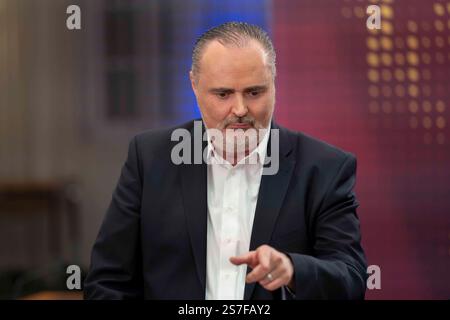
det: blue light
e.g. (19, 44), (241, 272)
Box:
(178, 0), (271, 121)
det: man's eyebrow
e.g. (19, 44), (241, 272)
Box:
(208, 88), (235, 94)
(208, 85), (268, 94)
(243, 85), (268, 92)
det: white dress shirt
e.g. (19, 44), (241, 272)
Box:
(205, 126), (270, 300)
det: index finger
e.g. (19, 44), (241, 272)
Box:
(229, 251), (257, 268)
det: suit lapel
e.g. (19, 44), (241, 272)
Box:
(179, 121), (208, 295)
(244, 123), (296, 300)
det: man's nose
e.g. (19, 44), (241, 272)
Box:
(231, 95), (248, 117)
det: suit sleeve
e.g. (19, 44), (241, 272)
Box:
(286, 154), (368, 299)
(84, 136), (144, 299)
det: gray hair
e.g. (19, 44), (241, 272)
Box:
(191, 21), (276, 77)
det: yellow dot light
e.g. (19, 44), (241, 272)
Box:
(368, 85), (380, 97)
(423, 100), (432, 113)
(409, 101), (419, 113)
(395, 84), (405, 97)
(395, 68), (405, 81)
(341, 7), (352, 18)
(354, 6), (365, 18)
(436, 116), (446, 129)
(407, 68), (420, 82)
(382, 85), (393, 97)
(436, 36), (445, 47)
(407, 36), (419, 50)
(408, 84), (420, 97)
(366, 37), (379, 50)
(367, 53), (380, 67)
(368, 69), (380, 82)
(382, 53), (393, 66)
(436, 100), (446, 113)
(435, 20), (445, 32)
(395, 53), (405, 65)
(423, 116), (433, 129)
(381, 36), (394, 50)
(422, 85), (432, 97)
(421, 37), (431, 48)
(407, 52), (419, 66)
(434, 3), (445, 16)
(422, 53), (431, 64)
(382, 69), (393, 81)
(407, 20), (418, 33)
(382, 21), (394, 35)
(381, 5), (394, 19)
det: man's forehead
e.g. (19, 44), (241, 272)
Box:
(197, 40), (272, 88)
(199, 39), (269, 72)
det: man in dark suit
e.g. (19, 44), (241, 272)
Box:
(84, 22), (367, 300)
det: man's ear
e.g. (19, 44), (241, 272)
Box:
(189, 70), (198, 96)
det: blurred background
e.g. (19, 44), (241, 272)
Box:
(0, 0), (448, 299)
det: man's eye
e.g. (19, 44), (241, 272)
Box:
(217, 92), (229, 99)
(248, 91), (260, 97)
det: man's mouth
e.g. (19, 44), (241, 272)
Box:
(226, 123), (252, 129)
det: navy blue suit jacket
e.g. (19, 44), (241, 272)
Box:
(84, 120), (367, 299)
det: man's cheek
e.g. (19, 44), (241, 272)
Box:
(213, 105), (231, 120)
